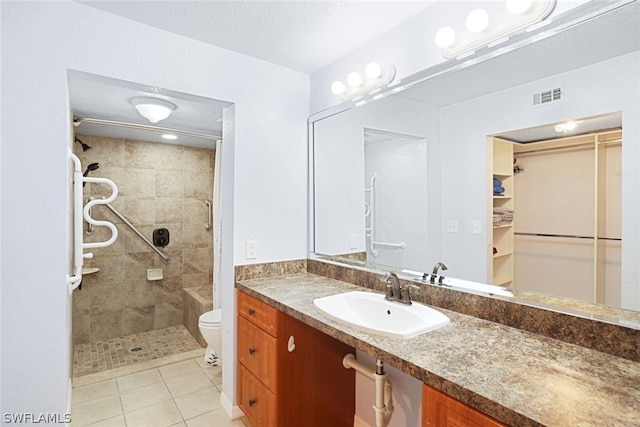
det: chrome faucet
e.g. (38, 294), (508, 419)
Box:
(381, 272), (418, 304)
(430, 262), (448, 285)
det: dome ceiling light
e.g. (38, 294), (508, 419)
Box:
(131, 97), (177, 124)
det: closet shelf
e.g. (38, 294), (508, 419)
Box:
(493, 224), (513, 229)
(493, 251), (512, 259)
(492, 276), (512, 286)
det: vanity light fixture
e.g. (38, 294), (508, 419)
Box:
(131, 97), (176, 124)
(435, 0), (555, 59)
(331, 62), (396, 101)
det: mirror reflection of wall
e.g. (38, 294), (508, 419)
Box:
(364, 129), (428, 271)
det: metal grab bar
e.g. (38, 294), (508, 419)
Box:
(90, 197), (171, 264)
(205, 199), (212, 231)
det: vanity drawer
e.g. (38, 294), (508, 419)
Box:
(238, 364), (277, 427)
(238, 291), (279, 336)
(237, 316), (278, 391)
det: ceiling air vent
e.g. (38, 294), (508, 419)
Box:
(532, 87), (562, 106)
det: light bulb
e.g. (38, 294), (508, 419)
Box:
(435, 27), (456, 49)
(162, 134), (178, 140)
(506, 0), (533, 14)
(331, 81), (346, 95)
(564, 120), (577, 131)
(347, 72), (363, 88)
(365, 62), (382, 79)
(466, 9), (489, 33)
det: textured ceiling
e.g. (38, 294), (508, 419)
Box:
(78, 0), (437, 74)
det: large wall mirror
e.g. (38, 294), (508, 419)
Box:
(310, 0), (640, 316)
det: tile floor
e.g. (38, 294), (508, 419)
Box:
(73, 326), (202, 377)
(71, 353), (249, 427)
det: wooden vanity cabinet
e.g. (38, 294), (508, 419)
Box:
(422, 384), (506, 427)
(237, 291), (355, 427)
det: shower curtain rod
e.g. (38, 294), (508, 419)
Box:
(75, 117), (221, 141)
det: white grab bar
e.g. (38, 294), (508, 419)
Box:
(67, 150), (119, 294)
(371, 241), (407, 249)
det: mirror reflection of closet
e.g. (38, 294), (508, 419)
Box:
(491, 112), (622, 306)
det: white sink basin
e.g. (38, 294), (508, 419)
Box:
(313, 291), (449, 339)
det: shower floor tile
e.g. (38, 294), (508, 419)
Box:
(73, 325), (202, 378)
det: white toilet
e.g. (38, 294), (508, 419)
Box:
(198, 308), (222, 366)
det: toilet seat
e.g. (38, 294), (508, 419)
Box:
(199, 309), (221, 326)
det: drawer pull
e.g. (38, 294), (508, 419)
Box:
(248, 308), (255, 315)
(248, 347), (256, 355)
(249, 399), (256, 407)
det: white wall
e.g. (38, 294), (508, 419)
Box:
(365, 137), (429, 271)
(313, 96), (441, 267)
(439, 52), (640, 309)
(1, 1), (308, 418)
(310, 0), (589, 113)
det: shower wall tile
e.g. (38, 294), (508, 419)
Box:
(123, 197), (156, 226)
(156, 170), (184, 197)
(74, 135), (215, 344)
(155, 250), (183, 278)
(183, 248), (212, 275)
(156, 198), (183, 223)
(183, 148), (213, 174)
(125, 140), (157, 170)
(182, 224), (211, 249)
(182, 273), (209, 289)
(93, 253), (125, 283)
(155, 302), (183, 330)
(151, 143), (183, 172)
(77, 136), (125, 168)
(91, 310), (124, 342)
(183, 171), (212, 199)
(90, 281), (125, 314)
(74, 314), (91, 345)
(124, 279), (156, 309)
(123, 169), (156, 197)
(183, 199), (209, 224)
(123, 224), (155, 253)
(125, 252), (155, 281)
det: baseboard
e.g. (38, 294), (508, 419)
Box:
(354, 414), (371, 427)
(66, 377), (73, 426)
(220, 391), (245, 420)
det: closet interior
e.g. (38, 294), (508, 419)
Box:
(489, 126), (622, 306)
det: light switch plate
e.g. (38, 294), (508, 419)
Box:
(246, 240), (257, 259)
(473, 220), (482, 234)
(350, 234), (358, 249)
(447, 220), (459, 233)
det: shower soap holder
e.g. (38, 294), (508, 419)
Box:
(147, 268), (163, 281)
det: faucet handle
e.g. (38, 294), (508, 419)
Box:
(400, 284), (420, 304)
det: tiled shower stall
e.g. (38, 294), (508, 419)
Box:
(72, 135), (214, 345)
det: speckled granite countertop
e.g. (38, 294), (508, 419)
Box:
(236, 273), (640, 427)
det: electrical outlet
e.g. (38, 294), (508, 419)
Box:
(350, 234), (358, 249)
(473, 220), (482, 235)
(447, 220), (459, 233)
(246, 240), (257, 259)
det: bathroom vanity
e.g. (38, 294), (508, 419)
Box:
(237, 291), (355, 426)
(236, 270), (640, 426)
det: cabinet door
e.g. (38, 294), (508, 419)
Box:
(238, 364), (277, 427)
(278, 313), (355, 427)
(422, 384), (506, 427)
(237, 316), (278, 391)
